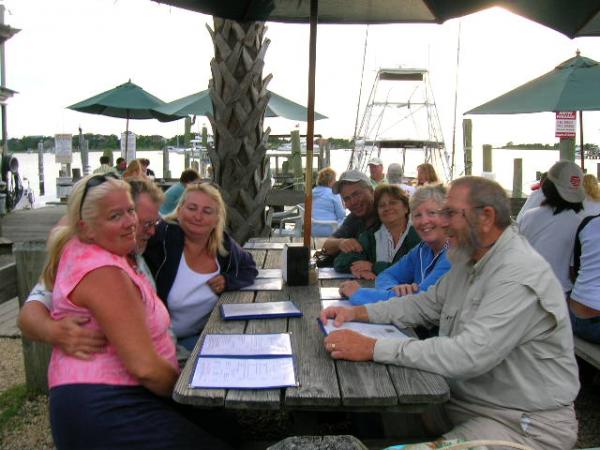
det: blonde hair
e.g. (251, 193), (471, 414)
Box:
(317, 167), (336, 187)
(417, 163), (439, 185)
(583, 174), (600, 201)
(164, 183), (228, 257)
(42, 174), (131, 289)
(123, 159), (145, 179)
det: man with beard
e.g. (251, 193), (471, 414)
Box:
(320, 176), (579, 450)
(322, 170), (380, 257)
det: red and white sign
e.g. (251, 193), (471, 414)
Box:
(555, 111), (576, 138)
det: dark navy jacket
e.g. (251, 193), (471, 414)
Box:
(143, 220), (258, 306)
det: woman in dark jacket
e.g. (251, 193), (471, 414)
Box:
(144, 183), (257, 350)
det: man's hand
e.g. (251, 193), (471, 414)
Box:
(392, 283), (419, 297)
(51, 316), (107, 360)
(324, 329), (376, 361)
(207, 275), (226, 294)
(320, 306), (357, 327)
(339, 280), (361, 298)
(350, 260), (375, 280)
(339, 238), (363, 253)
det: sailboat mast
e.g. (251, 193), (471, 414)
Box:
(450, 21), (462, 180)
(350, 26), (369, 169)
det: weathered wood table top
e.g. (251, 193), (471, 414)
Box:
(173, 236), (450, 412)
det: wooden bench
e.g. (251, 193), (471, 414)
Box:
(574, 336), (600, 371)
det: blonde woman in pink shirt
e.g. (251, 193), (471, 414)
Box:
(43, 174), (230, 450)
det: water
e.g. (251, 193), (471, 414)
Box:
(9, 148), (600, 207)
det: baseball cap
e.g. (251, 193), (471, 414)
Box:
(332, 169), (372, 194)
(367, 156), (383, 166)
(546, 160), (585, 203)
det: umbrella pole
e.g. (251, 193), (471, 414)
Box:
(303, 0), (318, 248)
(580, 110), (584, 171)
(125, 110), (130, 162)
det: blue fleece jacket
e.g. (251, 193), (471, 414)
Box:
(348, 241), (451, 305)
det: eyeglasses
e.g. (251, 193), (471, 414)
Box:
(342, 189), (368, 204)
(79, 173), (119, 217)
(142, 219), (161, 232)
(438, 205), (485, 219)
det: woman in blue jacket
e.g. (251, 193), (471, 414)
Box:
(144, 183), (258, 350)
(339, 184), (450, 304)
(312, 167), (346, 236)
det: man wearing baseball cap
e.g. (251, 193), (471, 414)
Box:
(520, 160), (585, 294)
(367, 156), (387, 187)
(322, 169), (380, 258)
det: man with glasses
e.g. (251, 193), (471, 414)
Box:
(322, 170), (380, 258)
(18, 178), (164, 359)
(320, 176), (579, 450)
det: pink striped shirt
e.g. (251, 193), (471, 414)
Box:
(48, 238), (177, 388)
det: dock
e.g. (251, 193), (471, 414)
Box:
(0, 205), (65, 337)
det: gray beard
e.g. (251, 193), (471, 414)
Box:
(447, 224), (481, 264)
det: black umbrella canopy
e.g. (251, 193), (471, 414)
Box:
(154, 0), (600, 38)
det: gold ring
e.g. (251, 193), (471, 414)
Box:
(331, 343), (336, 350)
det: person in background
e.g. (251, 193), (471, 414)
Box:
(321, 170), (380, 258)
(123, 159), (147, 180)
(115, 157), (127, 177)
(18, 179), (165, 360)
(144, 183), (258, 351)
(516, 172), (547, 223)
(339, 184), (449, 304)
(367, 156), (387, 187)
(416, 163), (439, 186)
(334, 184), (420, 279)
(38, 174), (228, 449)
(321, 176), (579, 450)
(311, 167), (346, 237)
(582, 173), (600, 216)
(520, 160), (585, 295)
(140, 158), (156, 180)
(570, 213), (600, 344)
(93, 155), (116, 175)
(160, 168), (201, 216)
(387, 162), (416, 196)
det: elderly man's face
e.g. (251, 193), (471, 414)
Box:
(340, 182), (374, 219)
(368, 164), (384, 181)
(441, 185), (483, 262)
(135, 192), (160, 254)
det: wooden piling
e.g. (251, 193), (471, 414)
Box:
(15, 240), (51, 394)
(597, 163), (600, 179)
(184, 117), (192, 169)
(162, 143), (171, 179)
(483, 144), (492, 173)
(513, 158), (523, 198)
(463, 119), (472, 175)
(559, 137), (575, 161)
(37, 142), (45, 196)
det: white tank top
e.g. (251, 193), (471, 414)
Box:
(167, 253), (220, 338)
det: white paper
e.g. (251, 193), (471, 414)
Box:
(317, 267), (355, 279)
(200, 333), (292, 356)
(243, 242), (286, 250)
(240, 278), (283, 291)
(322, 321), (410, 340)
(191, 357), (297, 389)
(221, 301), (301, 319)
(257, 269), (282, 279)
(320, 287), (344, 299)
(320, 299), (350, 309)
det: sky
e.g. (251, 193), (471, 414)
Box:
(5, 0), (600, 158)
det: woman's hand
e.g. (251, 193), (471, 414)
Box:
(207, 275), (226, 294)
(339, 280), (361, 298)
(324, 329), (376, 361)
(350, 261), (375, 280)
(391, 283), (419, 297)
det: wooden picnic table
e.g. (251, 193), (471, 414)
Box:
(173, 236), (450, 413)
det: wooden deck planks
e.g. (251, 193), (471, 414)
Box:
(0, 297), (19, 337)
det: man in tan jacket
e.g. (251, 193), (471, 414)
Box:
(321, 176), (579, 450)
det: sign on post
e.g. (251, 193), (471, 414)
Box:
(54, 134), (73, 164)
(555, 112), (576, 138)
(121, 131), (136, 162)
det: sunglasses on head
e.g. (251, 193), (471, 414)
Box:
(79, 173), (120, 218)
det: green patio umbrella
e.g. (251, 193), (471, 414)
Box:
(152, 88), (327, 122)
(68, 80), (177, 156)
(153, 0), (600, 246)
(465, 52), (600, 169)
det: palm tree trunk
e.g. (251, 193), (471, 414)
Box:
(206, 18), (272, 244)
